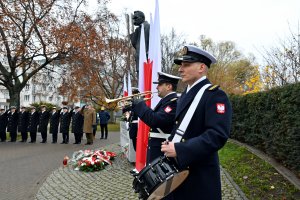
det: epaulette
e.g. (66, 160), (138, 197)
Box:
(207, 85), (219, 91)
(170, 97), (178, 102)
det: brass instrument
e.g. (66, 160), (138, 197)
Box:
(105, 91), (157, 108)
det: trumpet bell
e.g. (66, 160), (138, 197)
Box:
(105, 91), (156, 109)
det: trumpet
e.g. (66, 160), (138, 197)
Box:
(105, 91), (157, 108)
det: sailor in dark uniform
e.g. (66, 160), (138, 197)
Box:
(132, 72), (181, 164)
(161, 45), (232, 200)
(28, 106), (40, 143)
(71, 106), (84, 144)
(49, 107), (61, 143)
(60, 106), (72, 144)
(18, 106), (29, 142)
(7, 106), (19, 142)
(38, 105), (50, 143)
(0, 108), (8, 142)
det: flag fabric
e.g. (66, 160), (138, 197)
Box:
(127, 71), (132, 96)
(135, 24), (150, 171)
(149, 0), (162, 109)
(135, 0), (162, 171)
(123, 74), (128, 97)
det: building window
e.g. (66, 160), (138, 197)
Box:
(33, 95), (36, 102)
(49, 96), (53, 101)
(24, 95), (30, 102)
(25, 84), (30, 90)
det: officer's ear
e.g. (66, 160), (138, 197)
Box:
(198, 63), (207, 73)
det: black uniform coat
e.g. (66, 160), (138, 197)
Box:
(18, 111), (29, 132)
(133, 92), (178, 163)
(27, 112), (40, 132)
(49, 110), (60, 134)
(60, 111), (72, 133)
(170, 79), (232, 200)
(0, 111), (8, 132)
(71, 111), (84, 133)
(7, 111), (19, 132)
(38, 111), (50, 133)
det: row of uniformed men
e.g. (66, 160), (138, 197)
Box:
(0, 105), (85, 144)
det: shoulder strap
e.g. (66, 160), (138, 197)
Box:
(172, 84), (211, 143)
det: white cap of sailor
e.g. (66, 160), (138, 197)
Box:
(174, 45), (217, 68)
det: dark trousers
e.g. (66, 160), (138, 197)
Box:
(100, 124), (108, 138)
(52, 132), (58, 143)
(131, 137), (137, 151)
(92, 125), (97, 137)
(30, 131), (37, 142)
(41, 131), (47, 142)
(20, 131), (28, 141)
(74, 132), (82, 143)
(62, 132), (69, 143)
(0, 130), (7, 141)
(9, 131), (17, 142)
(86, 132), (93, 144)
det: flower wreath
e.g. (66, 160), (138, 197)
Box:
(67, 149), (117, 172)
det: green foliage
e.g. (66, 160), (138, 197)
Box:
(230, 83), (300, 175)
(30, 102), (58, 111)
(219, 141), (300, 200)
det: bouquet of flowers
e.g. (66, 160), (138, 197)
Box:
(67, 149), (117, 172)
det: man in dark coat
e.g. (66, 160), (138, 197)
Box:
(18, 106), (29, 142)
(132, 72), (181, 164)
(71, 106), (84, 144)
(7, 106), (19, 142)
(161, 45), (232, 200)
(60, 106), (72, 144)
(126, 88), (140, 151)
(0, 108), (8, 142)
(49, 107), (60, 143)
(98, 107), (110, 139)
(28, 107), (40, 143)
(38, 105), (50, 143)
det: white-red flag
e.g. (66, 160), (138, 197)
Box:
(123, 74), (128, 97)
(149, 0), (162, 108)
(127, 71), (132, 96)
(136, 24), (151, 171)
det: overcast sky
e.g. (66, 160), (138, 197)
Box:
(90, 0), (300, 64)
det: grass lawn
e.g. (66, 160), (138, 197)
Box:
(219, 141), (300, 200)
(108, 123), (120, 132)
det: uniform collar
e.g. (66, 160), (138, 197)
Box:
(186, 76), (206, 93)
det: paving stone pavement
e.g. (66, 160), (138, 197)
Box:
(0, 131), (247, 200)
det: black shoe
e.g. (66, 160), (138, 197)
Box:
(52, 141), (57, 144)
(60, 142), (65, 144)
(0, 140), (6, 142)
(40, 141), (46, 143)
(9, 140), (16, 142)
(130, 169), (139, 176)
(100, 138), (104, 139)
(65, 142), (68, 144)
(29, 141), (36, 143)
(85, 142), (92, 145)
(19, 140), (25, 142)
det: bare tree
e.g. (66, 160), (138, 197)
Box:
(261, 23), (300, 89)
(0, 0), (110, 107)
(161, 28), (186, 74)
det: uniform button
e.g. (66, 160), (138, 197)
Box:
(175, 121), (178, 124)
(182, 139), (185, 142)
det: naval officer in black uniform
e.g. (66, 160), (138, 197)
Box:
(132, 72), (181, 164)
(161, 45), (232, 200)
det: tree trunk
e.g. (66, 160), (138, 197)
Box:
(8, 88), (22, 108)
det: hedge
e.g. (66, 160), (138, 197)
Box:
(230, 83), (300, 175)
